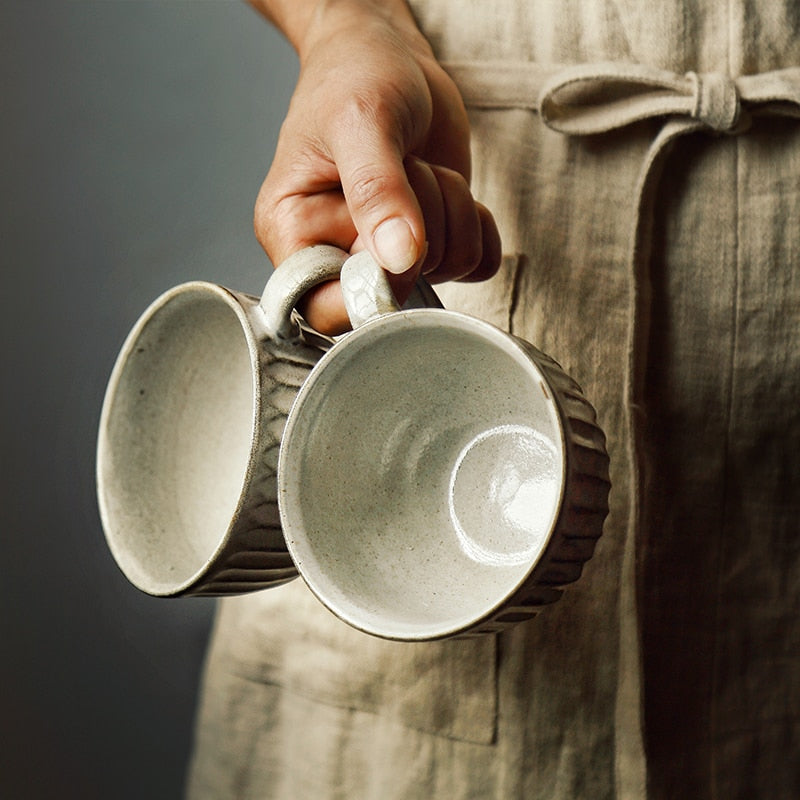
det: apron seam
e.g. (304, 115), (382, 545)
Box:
(709, 9), (737, 798)
(709, 130), (741, 800)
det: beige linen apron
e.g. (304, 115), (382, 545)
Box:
(187, 3), (800, 798)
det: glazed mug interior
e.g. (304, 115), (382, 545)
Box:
(278, 253), (576, 640)
(279, 311), (567, 639)
(96, 245), (347, 596)
(97, 283), (258, 594)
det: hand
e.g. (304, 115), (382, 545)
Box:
(252, 0), (501, 334)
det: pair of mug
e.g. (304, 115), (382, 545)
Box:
(97, 246), (610, 640)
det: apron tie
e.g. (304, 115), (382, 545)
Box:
(536, 61), (800, 135)
(446, 59), (800, 132)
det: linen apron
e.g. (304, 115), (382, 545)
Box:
(187, 2), (800, 798)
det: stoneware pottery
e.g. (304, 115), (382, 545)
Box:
(278, 251), (611, 640)
(96, 245), (349, 596)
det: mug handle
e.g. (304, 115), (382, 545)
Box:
(341, 250), (443, 329)
(259, 245), (349, 341)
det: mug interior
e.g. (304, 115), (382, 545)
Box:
(279, 310), (566, 639)
(97, 284), (256, 595)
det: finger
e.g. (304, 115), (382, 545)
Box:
(298, 243), (429, 336)
(297, 280), (351, 336)
(404, 157), (445, 275)
(457, 203), (502, 283)
(254, 182), (357, 267)
(415, 63), (472, 179)
(329, 118), (425, 276)
(423, 165), (482, 284)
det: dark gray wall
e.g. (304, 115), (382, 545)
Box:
(1, 2), (297, 797)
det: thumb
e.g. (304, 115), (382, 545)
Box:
(331, 131), (425, 276)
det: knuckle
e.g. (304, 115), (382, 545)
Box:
(253, 189), (301, 261)
(346, 167), (397, 216)
(339, 85), (414, 143)
(253, 187), (272, 238)
(253, 134), (328, 252)
(253, 189), (280, 251)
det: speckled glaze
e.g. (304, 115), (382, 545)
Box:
(278, 252), (610, 640)
(96, 246), (347, 596)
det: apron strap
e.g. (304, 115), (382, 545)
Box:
(444, 60), (800, 128)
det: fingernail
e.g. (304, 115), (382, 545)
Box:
(372, 218), (418, 274)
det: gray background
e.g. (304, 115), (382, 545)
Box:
(2, 2), (296, 796)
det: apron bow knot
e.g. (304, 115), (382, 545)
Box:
(537, 62), (800, 136)
(688, 71), (742, 132)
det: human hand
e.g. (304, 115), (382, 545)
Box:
(251, 0), (501, 334)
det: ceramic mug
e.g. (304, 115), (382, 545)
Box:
(96, 245), (351, 596)
(278, 251), (611, 640)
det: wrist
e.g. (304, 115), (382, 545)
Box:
(298, 0), (431, 63)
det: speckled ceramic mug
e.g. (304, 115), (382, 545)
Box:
(278, 251), (612, 640)
(96, 245), (348, 597)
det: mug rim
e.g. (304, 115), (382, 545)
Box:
(96, 280), (263, 596)
(277, 307), (569, 640)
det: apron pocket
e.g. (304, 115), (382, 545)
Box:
(213, 581), (498, 745)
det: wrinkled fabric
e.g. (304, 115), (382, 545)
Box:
(187, 2), (800, 798)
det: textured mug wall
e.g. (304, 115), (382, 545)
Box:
(0, 2), (296, 797)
